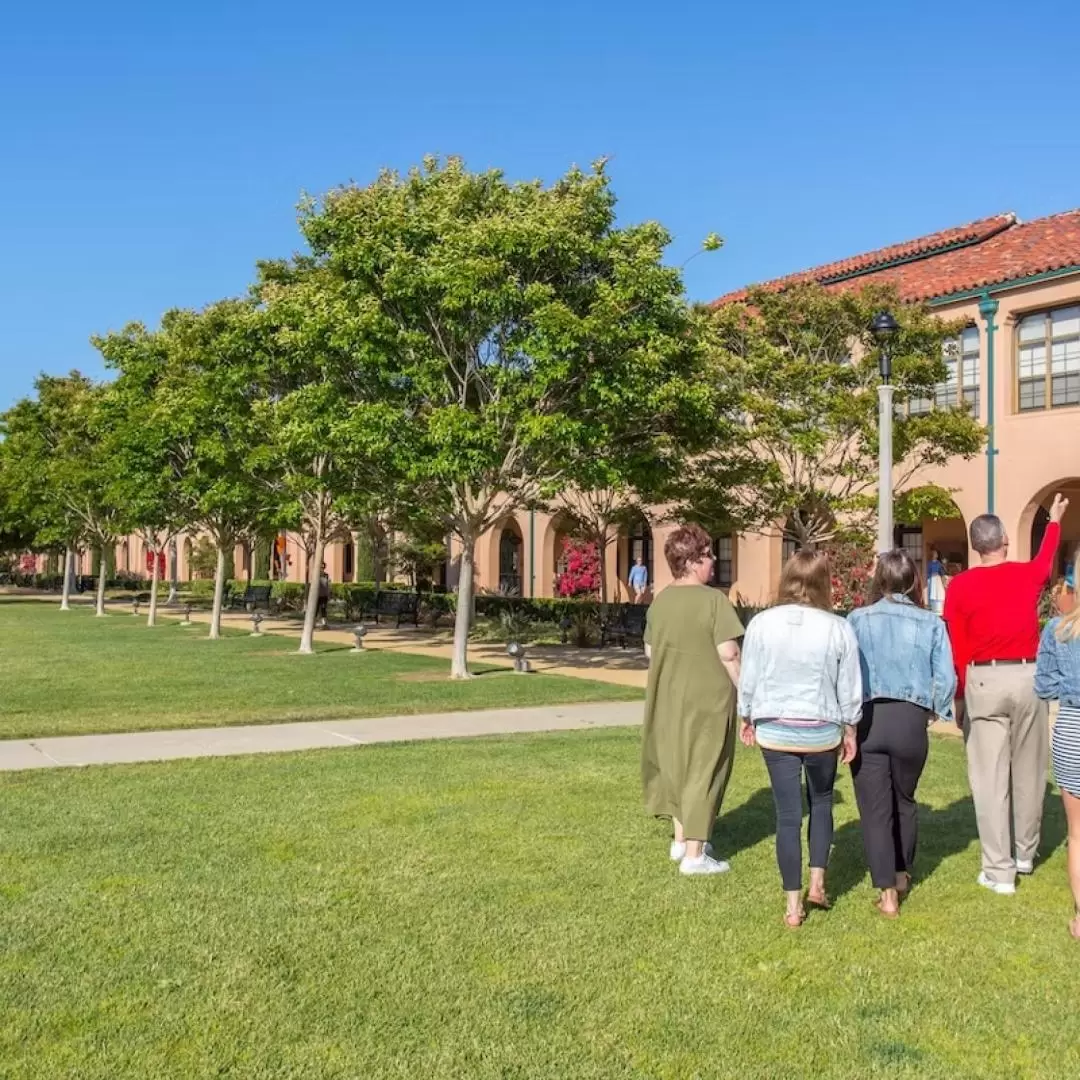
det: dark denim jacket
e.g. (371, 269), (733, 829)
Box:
(847, 597), (957, 721)
(1035, 618), (1080, 707)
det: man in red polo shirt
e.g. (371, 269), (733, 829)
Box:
(944, 493), (1068, 894)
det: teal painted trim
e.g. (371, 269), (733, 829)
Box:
(927, 265), (1080, 306)
(979, 293), (1000, 515)
(819, 232), (1005, 287)
(528, 510), (535, 598)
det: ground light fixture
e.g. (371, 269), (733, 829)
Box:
(250, 612), (264, 636)
(352, 625), (368, 652)
(132, 598), (140, 617)
(507, 640), (530, 674)
(181, 603), (193, 625)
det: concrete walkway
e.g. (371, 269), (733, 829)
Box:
(0, 701), (645, 772)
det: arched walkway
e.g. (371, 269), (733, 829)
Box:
(1019, 477), (1080, 571)
(496, 518), (524, 596)
(616, 513), (654, 602)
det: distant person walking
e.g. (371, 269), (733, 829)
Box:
(738, 551), (861, 926)
(641, 525), (743, 876)
(944, 493), (1068, 895)
(628, 557), (649, 604)
(1035, 550), (1080, 939)
(926, 547), (949, 616)
(848, 550), (956, 918)
(316, 564), (331, 628)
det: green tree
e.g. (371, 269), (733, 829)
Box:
(152, 301), (282, 638)
(94, 325), (191, 627)
(298, 157), (709, 676)
(698, 283), (986, 550)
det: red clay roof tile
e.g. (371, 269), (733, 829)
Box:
(714, 209), (1080, 306)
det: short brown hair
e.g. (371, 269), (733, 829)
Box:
(777, 550), (832, 610)
(664, 524), (712, 580)
(868, 549), (923, 606)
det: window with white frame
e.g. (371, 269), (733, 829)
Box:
(896, 527), (924, 575)
(910, 327), (980, 416)
(1017, 305), (1080, 411)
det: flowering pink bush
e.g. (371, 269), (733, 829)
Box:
(828, 538), (876, 610)
(556, 538), (601, 598)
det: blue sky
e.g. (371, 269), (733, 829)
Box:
(2, 0), (1078, 409)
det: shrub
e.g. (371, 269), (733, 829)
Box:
(555, 538), (601, 598)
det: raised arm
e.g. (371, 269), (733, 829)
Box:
(1032, 494), (1068, 584)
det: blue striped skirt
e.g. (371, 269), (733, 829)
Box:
(1052, 704), (1080, 798)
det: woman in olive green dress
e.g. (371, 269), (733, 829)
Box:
(642, 524), (744, 875)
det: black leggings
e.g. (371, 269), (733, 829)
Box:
(850, 700), (930, 889)
(761, 748), (838, 891)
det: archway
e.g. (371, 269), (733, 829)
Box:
(497, 519), (524, 596)
(617, 512), (654, 601)
(1020, 477), (1080, 573)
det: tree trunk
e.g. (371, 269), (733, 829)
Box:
(450, 536), (476, 679)
(597, 527), (610, 605)
(298, 532), (327, 655)
(166, 538), (178, 606)
(95, 553), (107, 616)
(60, 547), (74, 611)
(147, 549), (161, 627)
(209, 545), (227, 639)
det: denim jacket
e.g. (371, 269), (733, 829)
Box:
(738, 605), (862, 727)
(847, 597), (957, 721)
(1035, 618), (1080, 707)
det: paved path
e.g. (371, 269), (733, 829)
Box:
(0, 701), (645, 772)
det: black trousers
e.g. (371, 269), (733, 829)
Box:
(761, 748), (838, 891)
(851, 700), (930, 889)
(316, 596), (328, 620)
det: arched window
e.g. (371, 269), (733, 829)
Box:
(712, 535), (735, 590)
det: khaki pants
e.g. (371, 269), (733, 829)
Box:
(964, 662), (1049, 886)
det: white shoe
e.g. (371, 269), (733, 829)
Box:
(1016, 858), (1035, 875)
(669, 840), (714, 862)
(977, 872), (1016, 895)
(680, 853), (731, 876)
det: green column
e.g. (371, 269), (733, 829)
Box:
(978, 293), (1000, 514)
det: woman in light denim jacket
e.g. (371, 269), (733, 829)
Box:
(847, 550), (956, 918)
(739, 550), (861, 928)
(1035, 555), (1080, 940)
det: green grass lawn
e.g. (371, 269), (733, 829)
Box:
(0, 728), (1075, 1079)
(0, 600), (640, 739)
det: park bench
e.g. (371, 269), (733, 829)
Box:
(228, 584), (273, 612)
(362, 590), (421, 629)
(600, 603), (649, 649)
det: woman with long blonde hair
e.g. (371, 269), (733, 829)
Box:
(738, 550), (862, 926)
(1035, 551), (1080, 939)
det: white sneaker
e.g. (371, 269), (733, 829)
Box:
(1016, 858), (1035, 875)
(680, 853), (731, 876)
(669, 841), (714, 862)
(977, 872), (1016, 896)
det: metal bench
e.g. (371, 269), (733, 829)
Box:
(362, 590), (421, 629)
(600, 602), (649, 649)
(228, 584), (274, 612)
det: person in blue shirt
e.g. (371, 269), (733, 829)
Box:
(628, 557), (649, 603)
(847, 549), (956, 918)
(926, 547), (949, 616)
(1035, 555), (1080, 940)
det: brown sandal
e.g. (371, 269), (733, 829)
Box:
(784, 908), (806, 929)
(1070, 915), (1080, 940)
(896, 872), (912, 897)
(875, 899), (900, 920)
(806, 890), (831, 910)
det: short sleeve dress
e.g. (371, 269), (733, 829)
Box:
(641, 584), (744, 840)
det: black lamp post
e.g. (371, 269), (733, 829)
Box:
(869, 311), (899, 554)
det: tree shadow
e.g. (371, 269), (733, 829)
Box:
(710, 786), (777, 862)
(827, 784), (1067, 903)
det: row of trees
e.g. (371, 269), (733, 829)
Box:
(0, 157), (984, 675)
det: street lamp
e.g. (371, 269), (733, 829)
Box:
(870, 311), (899, 556)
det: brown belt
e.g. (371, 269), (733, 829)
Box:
(969, 658), (1036, 668)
